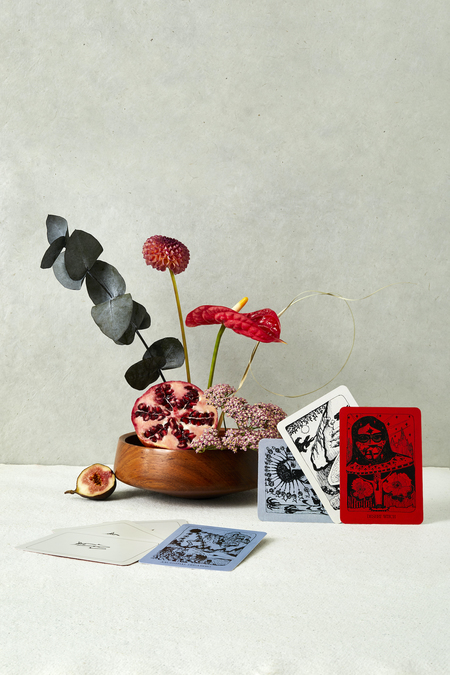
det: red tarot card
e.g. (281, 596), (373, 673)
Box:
(340, 408), (423, 524)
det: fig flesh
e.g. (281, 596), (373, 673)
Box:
(65, 464), (116, 500)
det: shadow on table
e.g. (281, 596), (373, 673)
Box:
(111, 486), (258, 508)
(111, 487), (449, 524)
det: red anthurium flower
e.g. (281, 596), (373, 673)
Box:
(185, 305), (283, 343)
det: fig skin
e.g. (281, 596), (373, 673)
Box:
(65, 463), (117, 500)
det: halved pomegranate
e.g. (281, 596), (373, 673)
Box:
(131, 381), (218, 449)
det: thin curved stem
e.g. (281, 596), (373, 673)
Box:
(169, 269), (191, 383)
(208, 324), (226, 389)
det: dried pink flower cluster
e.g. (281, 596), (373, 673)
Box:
(191, 384), (286, 453)
(203, 383), (237, 408)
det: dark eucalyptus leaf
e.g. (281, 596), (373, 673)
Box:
(65, 229), (103, 281)
(46, 215), (68, 244)
(114, 324), (135, 346)
(52, 251), (84, 290)
(86, 260), (126, 305)
(125, 355), (166, 390)
(144, 337), (185, 370)
(40, 236), (66, 269)
(91, 293), (134, 341)
(114, 301), (152, 345)
(132, 301), (151, 331)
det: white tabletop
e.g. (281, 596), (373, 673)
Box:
(1, 465), (449, 675)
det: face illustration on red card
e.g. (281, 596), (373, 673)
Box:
(340, 408), (423, 524)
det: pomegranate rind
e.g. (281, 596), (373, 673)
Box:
(131, 381), (218, 450)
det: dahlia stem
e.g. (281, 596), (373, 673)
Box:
(208, 324), (226, 389)
(169, 269), (191, 383)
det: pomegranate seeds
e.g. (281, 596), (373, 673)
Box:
(131, 381), (218, 449)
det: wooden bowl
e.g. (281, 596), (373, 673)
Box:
(114, 433), (258, 499)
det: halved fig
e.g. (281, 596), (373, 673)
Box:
(65, 464), (116, 500)
(131, 380), (218, 449)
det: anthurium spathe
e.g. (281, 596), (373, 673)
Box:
(185, 305), (283, 343)
(186, 300), (283, 388)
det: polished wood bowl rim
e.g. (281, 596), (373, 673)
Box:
(114, 432), (258, 499)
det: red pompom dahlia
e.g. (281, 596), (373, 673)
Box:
(142, 235), (190, 275)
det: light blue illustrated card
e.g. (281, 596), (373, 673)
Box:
(139, 524), (267, 571)
(258, 439), (332, 522)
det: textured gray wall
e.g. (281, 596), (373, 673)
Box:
(1, 1), (448, 466)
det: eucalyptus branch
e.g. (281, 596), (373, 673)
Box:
(87, 269), (150, 351)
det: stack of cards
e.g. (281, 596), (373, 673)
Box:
(17, 520), (188, 566)
(17, 520), (267, 570)
(271, 386), (423, 525)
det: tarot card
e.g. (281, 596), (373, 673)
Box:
(53, 520), (187, 542)
(139, 524), (266, 571)
(129, 520), (188, 539)
(52, 521), (163, 543)
(340, 407), (423, 524)
(277, 385), (358, 523)
(17, 531), (159, 565)
(257, 439), (331, 522)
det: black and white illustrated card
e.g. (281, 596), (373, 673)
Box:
(258, 439), (332, 522)
(277, 385), (358, 523)
(139, 524), (266, 571)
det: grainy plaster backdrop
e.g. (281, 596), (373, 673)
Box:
(1, 1), (448, 466)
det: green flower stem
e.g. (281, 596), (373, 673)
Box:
(217, 410), (226, 432)
(208, 323), (226, 389)
(169, 269), (191, 383)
